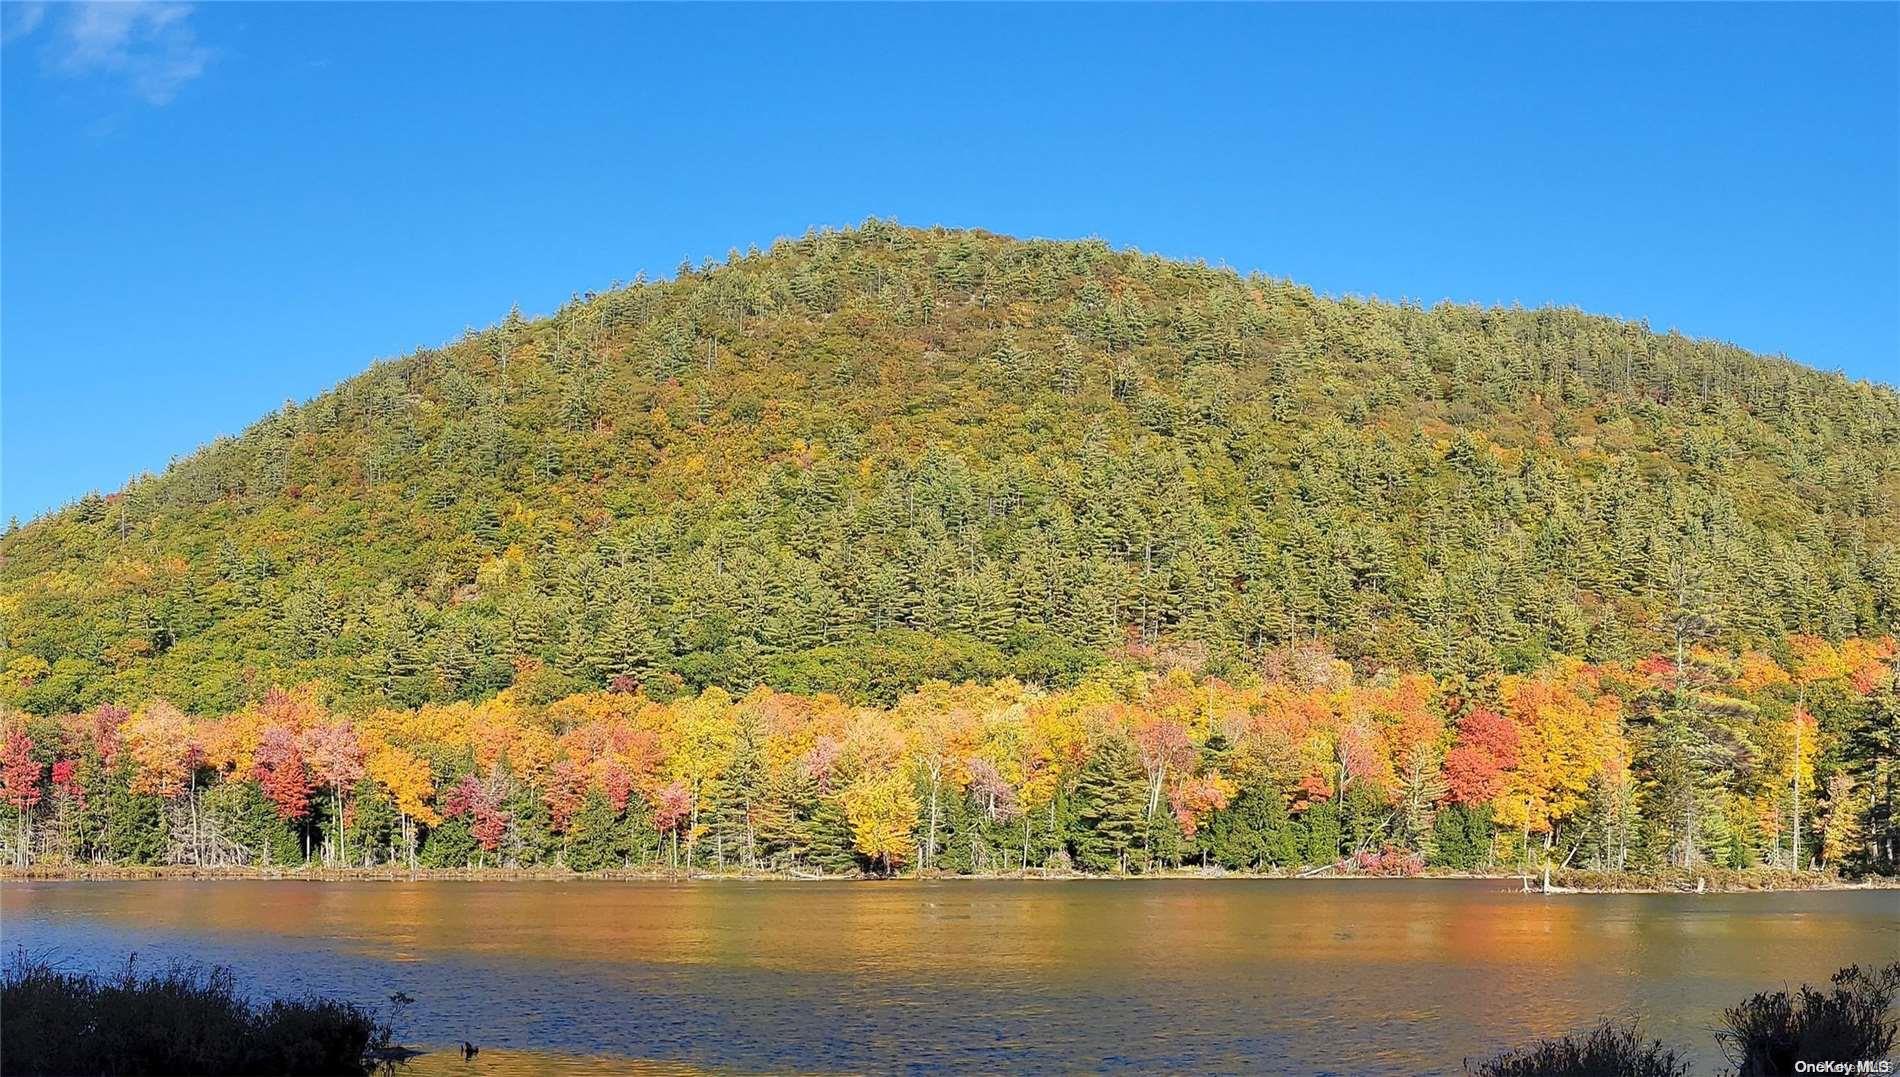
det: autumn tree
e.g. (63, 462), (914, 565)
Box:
(840, 771), (918, 875)
(302, 720), (367, 865)
(252, 725), (313, 862)
(1, 731), (44, 867)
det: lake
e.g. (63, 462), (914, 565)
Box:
(2, 879), (1894, 1074)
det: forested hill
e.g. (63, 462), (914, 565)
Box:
(5, 221), (1898, 717)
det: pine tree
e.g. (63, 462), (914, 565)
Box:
(501, 597), (546, 661)
(418, 817), (477, 868)
(66, 754), (110, 863)
(592, 600), (660, 685)
(1299, 801), (1343, 866)
(1069, 737), (1146, 873)
(1205, 782), (1299, 870)
(566, 789), (629, 872)
(1396, 745), (1449, 861)
(1341, 783), (1390, 855)
(344, 778), (397, 867)
(102, 765), (165, 866)
(504, 781), (556, 867)
(802, 795), (859, 875)
(1429, 803), (1494, 870)
(625, 792), (662, 866)
(712, 733), (766, 869)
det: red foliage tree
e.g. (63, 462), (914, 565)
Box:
(90, 704), (128, 768)
(1294, 772), (1334, 806)
(1337, 723), (1384, 787)
(1, 733), (44, 813)
(1, 732), (42, 867)
(1443, 707), (1519, 805)
(544, 760), (588, 832)
(598, 759), (634, 814)
(253, 726), (313, 822)
(301, 721), (366, 796)
(444, 773), (509, 853)
(798, 737), (843, 793)
(651, 780), (692, 835)
(51, 759), (85, 807)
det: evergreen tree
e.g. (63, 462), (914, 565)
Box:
(711, 732), (767, 869)
(593, 600), (661, 685)
(504, 782), (556, 867)
(1299, 801), (1343, 866)
(204, 779), (299, 867)
(344, 778), (398, 867)
(1069, 736), (1146, 873)
(9, 225), (1893, 721)
(102, 766), (165, 866)
(566, 789), (629, 872)
(1204, 782), (1299, 870)
(66, 754), (110, 863)
(419, 817), (477, 868)
(1341, 783), (1391, 855)
(1429, 803), (1494, 871)
(802, 795), (860, 874)
(629, 789), (664, 865)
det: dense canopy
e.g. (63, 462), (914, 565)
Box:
(6, 222), (1898, 716)
(2, 222), (1895, 876)
(0, 639), (1894, 877)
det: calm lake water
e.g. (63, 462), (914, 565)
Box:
(2, 879), (1895, 1075)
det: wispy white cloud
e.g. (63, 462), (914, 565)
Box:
(11, 1), (212, 105)
(2, 3), (48, 44)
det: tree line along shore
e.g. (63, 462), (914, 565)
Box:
(4, 863), (1889, 894)
(3, 635), (1895, 883)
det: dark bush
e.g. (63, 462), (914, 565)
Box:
(1717, 961), (1900, 1076)
(1, 952), (386, 1076)
(1466, 1019), (1690, 1077)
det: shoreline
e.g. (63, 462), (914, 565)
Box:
(3, 864), (1889, 893)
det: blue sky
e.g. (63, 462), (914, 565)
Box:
(4, 3), (1896, 523)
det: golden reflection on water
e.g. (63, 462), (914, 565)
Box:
(4, 879), (1895, 1074)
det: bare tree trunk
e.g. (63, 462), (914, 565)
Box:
(189, 775), (201, 866)
(1791, 714), (1802, 870)
(925, 763), (941, 869)
(1520, 815), (1531, 891)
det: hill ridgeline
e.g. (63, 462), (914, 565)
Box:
(4, 221), (1896, 716)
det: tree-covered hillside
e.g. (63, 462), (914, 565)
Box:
(4, 221), (1897, 716)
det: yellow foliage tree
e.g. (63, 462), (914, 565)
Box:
(366, 742), (441, 827)
(123, 700), (196, 799)
(1493, 665), (1621, 854)
(840, 771), (919, 874)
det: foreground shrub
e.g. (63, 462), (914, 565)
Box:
(1466, 1019), (1689, 1077)
(0, 953), (385, 1076)
(1350, 845), (1425, 876)
(1717, 962), (1900, 1076)
(1475, 963), (1900, 1076)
